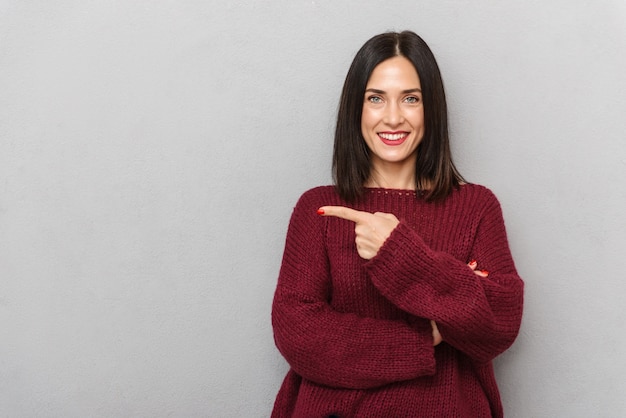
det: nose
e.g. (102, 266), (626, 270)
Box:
(383, 101), (405, 126)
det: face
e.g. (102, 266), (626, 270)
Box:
(361, 56), (425, 179)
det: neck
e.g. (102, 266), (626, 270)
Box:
(365, 162), (416, 190)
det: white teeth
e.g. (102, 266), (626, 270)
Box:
(379, 133), (407, 140)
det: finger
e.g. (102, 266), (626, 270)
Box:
(317, 206), (368, 223)
(468, 260), (478, 271)
(468, 261), (489, 277)
(431, 320), (442, 346)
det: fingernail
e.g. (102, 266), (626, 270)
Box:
(316, 208), (325, 215)
(480, 270), (489, 276)
(469, 260), (477, 266)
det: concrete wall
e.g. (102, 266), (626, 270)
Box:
(1, 1), (625, 416)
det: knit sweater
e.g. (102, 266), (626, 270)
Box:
(271, 184), (524, 418)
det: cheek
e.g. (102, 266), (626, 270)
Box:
(409, 107), (424, 120)
(409, 110), (425, 131)
(360, 108), (378, 132)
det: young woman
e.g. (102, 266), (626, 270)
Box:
(271, 31), (524, 418)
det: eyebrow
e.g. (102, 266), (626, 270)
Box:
(365, 88), (422, 94)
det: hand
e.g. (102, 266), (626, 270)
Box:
(431, 261), (487, 347)
(431, 320), (442, 346)
(467, 260), (489, 277)
(318, 206), (400, 259)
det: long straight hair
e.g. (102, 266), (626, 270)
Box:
(332, 31), (464, 202)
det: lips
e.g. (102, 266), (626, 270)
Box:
(378, 131), (409, 146)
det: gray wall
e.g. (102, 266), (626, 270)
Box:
(1, 1), (625, 417)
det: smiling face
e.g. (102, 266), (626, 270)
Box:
(361, 56), (425, 187)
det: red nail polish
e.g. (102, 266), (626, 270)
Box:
(316, 208), (325, 215)
(481, 270), (489, 275)
(469, 260), (477, 266)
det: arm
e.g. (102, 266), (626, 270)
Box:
(365, 194), (524, 363)
(272, 191), (436, 390)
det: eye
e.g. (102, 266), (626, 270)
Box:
(404, 96), (421, 104)
(367, 95), (383, 104)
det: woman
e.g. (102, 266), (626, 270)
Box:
(271, 31), (524, 418)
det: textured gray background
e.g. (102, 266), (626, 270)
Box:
(1, 1), (625, 416)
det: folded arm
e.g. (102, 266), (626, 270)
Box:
(272, 192), (436, 389)
(366, 195), (524, 363)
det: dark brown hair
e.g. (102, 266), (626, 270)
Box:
(332, 31), (464, 202)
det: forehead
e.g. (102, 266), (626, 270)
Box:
(367, 56), (421, 87)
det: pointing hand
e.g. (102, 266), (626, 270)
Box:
(318, 206), (400, 260)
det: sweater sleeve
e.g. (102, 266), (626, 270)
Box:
(272, 190), (436, 390)
(365, 190), (524, 364)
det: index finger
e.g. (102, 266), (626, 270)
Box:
(317, 206), (369, 223)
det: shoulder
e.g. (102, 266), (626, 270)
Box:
(294, 185), (343, 210)
(283, 187), (338, 244)
(457, 183), (499, 202)
(453, 183), (503, 213)
(453, 183), (509, 228)
(285, 186), (343, 224)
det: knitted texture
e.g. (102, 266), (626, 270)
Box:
(272, 185), (524, 418)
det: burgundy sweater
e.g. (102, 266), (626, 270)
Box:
(271, 185), (524, 418)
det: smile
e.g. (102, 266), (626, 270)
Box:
(378, 132), (409, 145)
